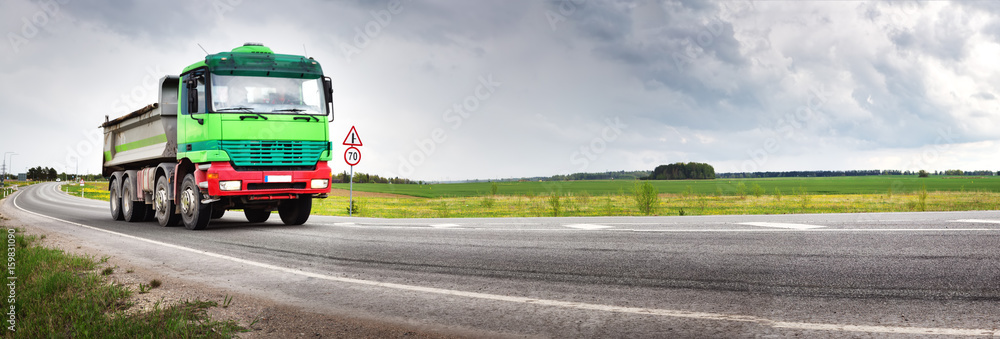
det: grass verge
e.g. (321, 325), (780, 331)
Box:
(311, 191), (1000, 218)
(1, 226), (243, 338)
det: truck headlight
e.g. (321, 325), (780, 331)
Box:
(219, 180), (241, 191)
(311, 179), (329, 189)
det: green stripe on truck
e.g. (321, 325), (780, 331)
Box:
(114, 134), (168, 153)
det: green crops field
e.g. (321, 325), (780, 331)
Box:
(332, 175), (1000, 198)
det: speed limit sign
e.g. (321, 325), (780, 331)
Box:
(344, 147), (361, 166)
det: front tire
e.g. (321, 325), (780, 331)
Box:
(109, 178), (124, 221)
(278, 196), (312, 225)
(122, 175), (146, 222)
(154, 176), (181, 227)
(179, 173), (212, 230)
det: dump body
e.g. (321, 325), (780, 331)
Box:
(101, 76), (179, 177)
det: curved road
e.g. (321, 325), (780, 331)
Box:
(4, 183), (1000, 337)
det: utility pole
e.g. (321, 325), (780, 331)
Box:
(2, 152), (14, 185)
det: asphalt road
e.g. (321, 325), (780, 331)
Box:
(4, 182), (1000, 337)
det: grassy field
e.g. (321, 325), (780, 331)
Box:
(332, 175), (1000, 198)
(0, 227), (243, 337)
(54, 177), (1000, 218)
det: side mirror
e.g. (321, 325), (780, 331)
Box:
(186, 78), (199, 114)
(323, 76), (334, 122)
(186, 78), (204, 124)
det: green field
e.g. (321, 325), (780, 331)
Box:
(332, 175), (1000, 198)
(52, 176), (1000, 218)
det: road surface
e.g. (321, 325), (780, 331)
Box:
(3, 182), (999, 337)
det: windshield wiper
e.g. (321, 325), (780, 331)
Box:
(272, 109), (320, 121)
(217, 106), (254, 112)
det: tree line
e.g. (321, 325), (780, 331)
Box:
(719, 170), (998, 178)
(334, 171), (418, 184)
(643, 162), (716, 180)
(26, 166), (58, 181)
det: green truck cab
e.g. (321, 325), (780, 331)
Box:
(102, 43), (334, 230)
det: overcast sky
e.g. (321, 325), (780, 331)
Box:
(1, 0), (999, 181)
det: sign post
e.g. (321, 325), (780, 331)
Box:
(342, 126), (363, 216)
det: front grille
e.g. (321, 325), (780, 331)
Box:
(247, 183), (307, 190)
(232, 165), (316, 172)
(220, 140), (328, 167)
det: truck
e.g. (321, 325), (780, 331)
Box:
(102, 43), (334, 230)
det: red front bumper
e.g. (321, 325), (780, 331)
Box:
(201, 161), (332, 197)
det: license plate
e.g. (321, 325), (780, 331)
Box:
(265, 175), (292, 183)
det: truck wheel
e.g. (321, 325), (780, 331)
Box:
(109, 178), (124, 221)
(211, 209), (226, 219)
(244, 209), (271, 223)
(154, 176), (181, 227)
(122, 175), (146, 222)
(179, 173), (212, 230)
(278, 196), (312, 225)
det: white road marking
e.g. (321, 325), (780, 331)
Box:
(430, 223), (460, 228)
(11, 191), (997, 336)
(952, 219), (1000, 224)
(564, 224), (614, 230)
(739, 222), (826, 230)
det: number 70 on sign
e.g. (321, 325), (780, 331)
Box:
(344, 147), (361, 166)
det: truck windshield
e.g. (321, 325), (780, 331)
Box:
(211, 74), (327, 115)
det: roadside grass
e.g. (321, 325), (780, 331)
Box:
(1, 227), (244, 338)
(0, 181), (34, 200)
(312, 190), (1000, 218)
(61, 182), (109, 201)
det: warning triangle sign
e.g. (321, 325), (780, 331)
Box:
(342, 126), (363, 146)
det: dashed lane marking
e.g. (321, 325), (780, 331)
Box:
(430, 224), (461, 228)
(564, 224), (614, 230)
(738, 222), (826, 230)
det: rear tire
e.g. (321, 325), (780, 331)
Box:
(109, 178), (124, 221)
(211, 208), (226, 219)
(179, 174), (212, 230)
(244, 209), (271, 223)
(122, 175), (146, 222)
(278, 196), (312, 225)
(154, 176), (181, 227)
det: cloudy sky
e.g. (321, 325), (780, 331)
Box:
(1, 0), (999, 181)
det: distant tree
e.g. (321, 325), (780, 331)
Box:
(918, 170), (929, 178)
(647, 162), (715, 180)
